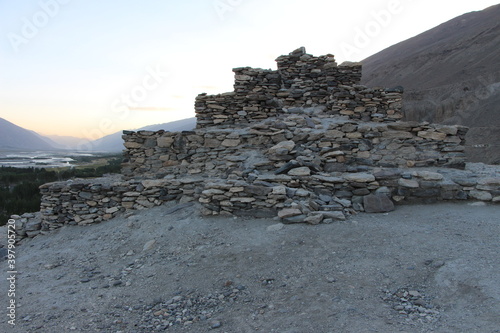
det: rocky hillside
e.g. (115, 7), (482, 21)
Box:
(361, 4), (500, 164)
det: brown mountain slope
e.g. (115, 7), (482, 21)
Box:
(361, 4), (500, 164)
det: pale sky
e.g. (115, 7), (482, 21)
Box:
(1, 0), (498, 139)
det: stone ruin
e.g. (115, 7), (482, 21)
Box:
(12, 48), (500, 239)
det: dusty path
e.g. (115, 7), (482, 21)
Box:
(1, 202), (499, 332)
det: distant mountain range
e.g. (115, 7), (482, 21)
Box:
(362, 4), (500, 164)
(0, 118), (56, 151)
(45, 135), (89, 150)
(0, 117), (196, 152)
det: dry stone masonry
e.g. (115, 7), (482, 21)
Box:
(195, 47), (401, 128)
(12, 48), (500, 240)
(121, 119), (468, 181)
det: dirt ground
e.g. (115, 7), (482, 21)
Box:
(1, 202), (499, 333)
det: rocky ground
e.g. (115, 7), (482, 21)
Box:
(1, 202), (499, 333)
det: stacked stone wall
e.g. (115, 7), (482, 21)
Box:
(11, 176), (204, 240)
(122, 118), (468, 181)
(275, 48), (361, 89)
(328, 85), (403, 121)
(198, 167), (500, 219)
(12, 163), (499, 240)
(195, 48), (402, 128)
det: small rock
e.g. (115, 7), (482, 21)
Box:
(326, 277), (336, 283)
(209, 319), (222, 329)
(375, 186), (392, 196)
(412, 171), (444, 181)
(278, 208), (302, 218)
(268, 141), (295, 155)
(430, 260), (445, 268)
(24, 219), (42, 232)
(398, 178), (419, 188)
(333, 198), (352, 207)
(343, 173), (376, 183)
(288, 167), (311, 176)
(417, 131), (447, 141)
(221, 139), (241, 147)
(272, 186), (288, 195)
(305, 214), (323, 225)
(105, 207), (120, 214)
(319, 211), (345, 221)
(469, 190), (492, 201)
(275, 161), (301, 175)
(267, 223), (285, 232)
(319, 194), (332, 203)
(172, 296), (183, 302)
(414, 299), (426, 306)
(143, 240), (156, 252)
